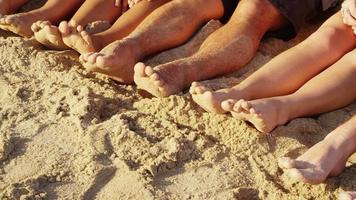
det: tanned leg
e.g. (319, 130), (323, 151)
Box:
(193, 12), (355, 113)
(0, 0), (84, 37)
(0, 0), (28, 16)
(278, 115), (356, 184)
(59, 0), (170, 54)
(134, 0), (287, 98)
(79, 0), (224, 84)
(32, 0), (122, 50)
(228, 47), (356, 133)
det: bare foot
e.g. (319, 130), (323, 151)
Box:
(0, 12), (43, 37)
(79, 38), (140, 84)
(32, 20), (68, 50)
(278, 128), (356, 184)
(59, 20), (96, 54)
(222, 98), (289, 133)
(339, 191), (356, 200)
(133, 62), (185, 97)
(190, 82), (247, 114)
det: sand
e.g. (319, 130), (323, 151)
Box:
(0, 1), (355, 199)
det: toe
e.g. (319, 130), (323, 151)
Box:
(221, 99), (237, 111)
(240, 100), (251, 112)
(58, 21), (69, 35)
(77, 25), (83, 32)
(134, 62), (146, 76)
(150, 73), (160, 81)
(144, 66), (154, 76)
(232, 99), (245, 112)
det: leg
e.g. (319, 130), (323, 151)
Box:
(33, 0), (122, 50)
(278, 115), (356, 184)
(340, 191), (356, 200)
(193, 12), (356, 113)
(0, 0), (84, 37)
(134, 0), (288, 97)
(80, 0), (224, 84)
(229, 48), (356, 133)
(59, 0), (169, 54)
(0, 0), (29, 16)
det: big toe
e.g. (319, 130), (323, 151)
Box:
(134, 62), (147, 77)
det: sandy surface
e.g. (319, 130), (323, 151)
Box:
(0, 1), (355, 199)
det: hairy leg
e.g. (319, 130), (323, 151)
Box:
(0, 0), (84, 37)
(228, 47), (356, 133)
(194, 12), (356, 113)
(278, 115), (356, 184)
(134, 0), (287, 97)
(80, 0), (224, 83)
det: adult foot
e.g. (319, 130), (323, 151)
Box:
(0, 12), (43, 37)
(339, 191), (356, 200)
(278, 129), (355, 184)
(32, 20), (68, 50)
(79, 38), (140, 84)
(190, 82), (247, 114)
(133, 62), (185, 97)
(0, 0), (26, 16)
(222, 98), (289, 133)
(59, 20), (96, 54)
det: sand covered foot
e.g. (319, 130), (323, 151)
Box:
(339, 191), (356, 200)
(222, 98), (289, 133)
(32, 20), (68, 50)
(79, 39), (139, 84)
(190, 82), (246, 114)
(278, 131), (354, 184)
(134, 62), (185, 98)
(0, 12), (43, 37)
(59, 20), (95, 54)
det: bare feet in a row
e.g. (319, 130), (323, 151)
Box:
(278, 126), (356, 184)
(0, 12), (43, 37)
(79, 38), (140, 84)
(339, 191), (356, 200)
(134, 62), (185, 97)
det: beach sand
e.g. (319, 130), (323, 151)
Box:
(0, 1), (355, 199)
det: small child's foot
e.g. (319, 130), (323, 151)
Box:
(222, 98), (289, 133)
(79, 39), (139, 84)
(133, 62), (185, 97)
(32, 20), (68, 50)
(59, 20), (95, 54)
(190, 82), (245, 114)
(339, 191), (356, 200)
(278, 129), (355, 184)
(0, 12), (43, 37)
